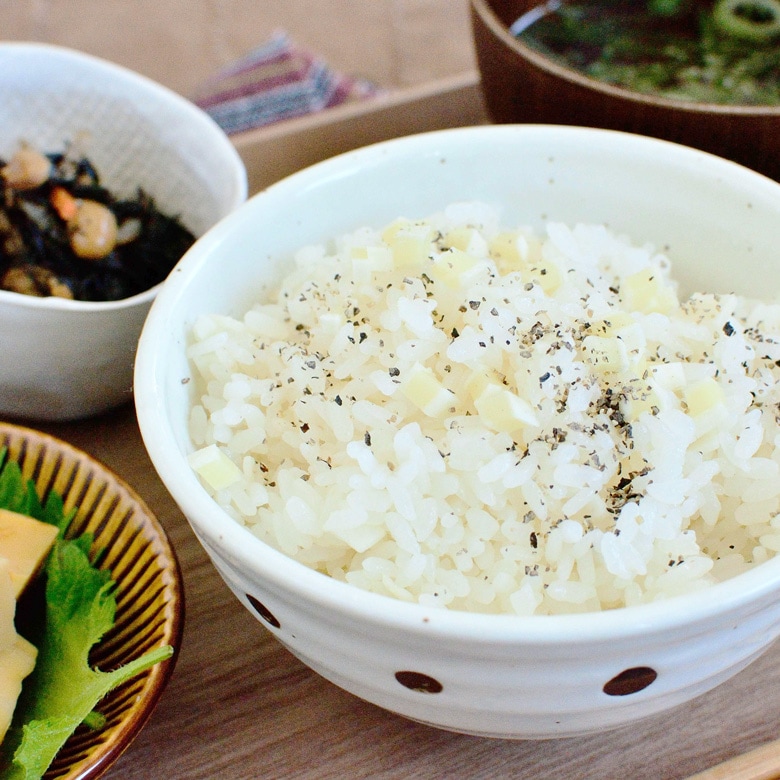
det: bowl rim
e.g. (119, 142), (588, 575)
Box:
(0, 40), (248, 312)
(0, 420), (185, 780)
(469, 0), (780, 117)
(136, 122), (780, 645)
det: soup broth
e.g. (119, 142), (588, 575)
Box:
(514, 0), (780, 105)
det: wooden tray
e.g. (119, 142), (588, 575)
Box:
(232, 71), (487, 195)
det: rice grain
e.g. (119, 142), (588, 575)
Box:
(187, 203), (780, 615)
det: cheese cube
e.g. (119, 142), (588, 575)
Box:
(350, 245), (393, 284)
(474, 383), (538, 433)
(465, 369), (514, 401)
(188, 444), (242, 491)
(465, 370), (493, 401)
(581, 334), (630, 374)
(431, 247), (482, 288)
(622, 269), (677, 314)
(400, 363), (455, 418)
(351, 243), (392, 273)
(594, 312), (634, 331)
(685, 377), (725, 417)
(489, 231), (523, 271)
(381, 220), (435, 270)
(649, 362), (686, 391)
(613, 322), (646, 363)
(442, 226), (489, 257)
(489, 231), (541, 274)
(527, 258), (562, 295)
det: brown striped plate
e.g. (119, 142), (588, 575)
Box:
(0, 422), (184, 780)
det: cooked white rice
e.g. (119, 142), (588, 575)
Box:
(186, 202), (780, 615)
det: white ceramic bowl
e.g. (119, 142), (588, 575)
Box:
(0, 42), (247, 421)
(135, 125), (780, 739)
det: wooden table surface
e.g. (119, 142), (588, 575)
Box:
(26, 400), (780, 780)
(6, 0), (780, 774)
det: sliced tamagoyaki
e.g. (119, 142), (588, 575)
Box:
(0, 509), (58, 742)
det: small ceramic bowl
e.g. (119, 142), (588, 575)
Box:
(135, 125), (780, 739)
(0, 422), (184, 779)
(469, 0), (780, 182)
(0, 42), (247, 422)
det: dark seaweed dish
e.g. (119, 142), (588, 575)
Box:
(513, 0), (780, 105)
(0, 141), (195, 302)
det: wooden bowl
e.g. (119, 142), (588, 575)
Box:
(470, 0), (780, 182)
(0, 422), (184, 780)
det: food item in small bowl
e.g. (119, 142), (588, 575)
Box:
(0, 422), (183, 779)
(1, 140), (196, 302)
(470, 0), (780, 181)
(0, 42), (247, 422)
(135, 125), (780, 738)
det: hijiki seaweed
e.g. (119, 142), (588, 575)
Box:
(0, 141), (195, 301)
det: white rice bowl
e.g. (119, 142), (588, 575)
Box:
(135, 125), (780, 738)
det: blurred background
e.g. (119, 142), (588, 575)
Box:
(1, 0), (477, 99)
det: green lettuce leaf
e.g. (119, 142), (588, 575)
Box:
(0, 449), (174, 780)
(0, 452), (73, 533)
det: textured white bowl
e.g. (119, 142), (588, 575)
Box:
(0, 42), (247, 421)
(135, 125), (780, 738)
